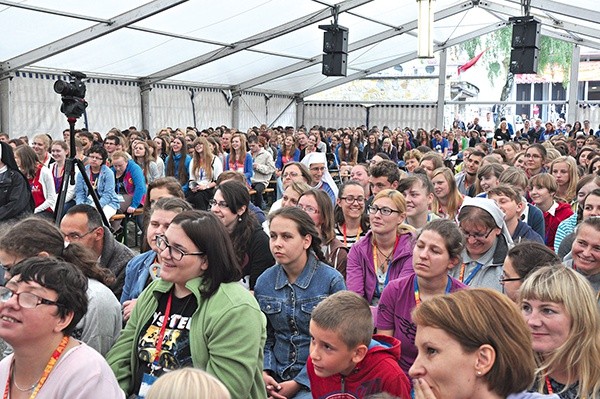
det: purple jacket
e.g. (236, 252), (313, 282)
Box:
(346, 230), (414, 304)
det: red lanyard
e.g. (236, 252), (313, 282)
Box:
(153, 292), (173, 363)
(545, 376), (553, 394)
(4, 335), (69, 399)
(342, 224), (361, 247)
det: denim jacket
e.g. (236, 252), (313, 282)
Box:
(254, 252), (346, 388)
(120, 250), (157, 304)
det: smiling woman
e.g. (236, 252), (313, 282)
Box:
(519, 266), (600, 398)
(0, 257), (124, 398)
(106, 210), (267, 399)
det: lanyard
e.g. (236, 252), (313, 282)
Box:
(545, 376), (553, 394)
(153, 292), (173, 364)
(414, 276), (452, 306)
(4, 335), (69, 399)
(372, 235), (399, 275)
(342, 224), (361, 247)
(459, 262), (482, 286)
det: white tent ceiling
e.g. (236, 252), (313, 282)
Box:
(1, 0), (600, 98)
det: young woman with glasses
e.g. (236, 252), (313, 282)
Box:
(106, 210), (267, 399)
(347, 189), (415, 307)
(334, 180), (368, 250)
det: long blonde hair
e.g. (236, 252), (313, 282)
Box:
(550, 156), (578, 203)
(519, 266), (600, 399)
(191, 137), (215, 181)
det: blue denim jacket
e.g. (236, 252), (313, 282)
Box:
(120, 250), (157, 304)
(254, 252), (346, 388)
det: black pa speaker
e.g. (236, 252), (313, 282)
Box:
(323, 29), (348, 53)
(319, 24), (349, 77)
(509, 47), (539, 74)
(322, 53), (347, 76)
(510, 16), (541, 48)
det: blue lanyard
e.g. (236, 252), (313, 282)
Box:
(461, 262), (482, 286)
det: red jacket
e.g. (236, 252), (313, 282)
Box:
(307, 334), (411, 399)
(542, 201), (573, 251)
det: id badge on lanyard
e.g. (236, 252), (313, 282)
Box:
(138, 292), (173, 398)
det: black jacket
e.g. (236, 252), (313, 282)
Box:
(0, 168), (33, 221)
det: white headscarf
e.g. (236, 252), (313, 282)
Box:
(460, 196), (514, 247)
(300, 151), (338, 197)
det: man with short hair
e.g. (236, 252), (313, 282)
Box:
(221, 131), (232, 153)
(297, 131), (309, 160)
(455, 150), (485, 197)
(0, 133), (9, 142)
(103, 135), (120, 159)
(368, 160), (400, 197)
(430, 130), (449, 157)
(60, 204), (134, 299)
(398, 174), (439, 231)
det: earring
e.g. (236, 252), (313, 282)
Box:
(238, 215), (242, 222)
(476, 371), (482, 376)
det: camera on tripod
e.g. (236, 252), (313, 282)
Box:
(54, 71), (88, 119)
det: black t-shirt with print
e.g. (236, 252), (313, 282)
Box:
(133, 291), (197, 395)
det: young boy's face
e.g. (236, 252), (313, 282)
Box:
(489, 193), (523, 221)
(309, 321), (363, 378)
(529, 185), (554, 208)
(403, 181), (433, 218)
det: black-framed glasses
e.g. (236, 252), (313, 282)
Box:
(63, 228), (97, 241)
(499, 273), (522, 284)
(155, 235), (204, 261)
(367, 205), (400, 216)
(208, 199), (228, 209)
(340, 196), (365, 204)
(0, 286), (61, 309)
(460, 227), (494, 240)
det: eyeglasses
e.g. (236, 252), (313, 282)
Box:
(297, 204), (319, 215)
(499, 273), (522, 284)
(155, 235), (204, 261)
(524, 153), (542, 159)
(208, 199), (228, 209)
(340, 196), (365, 204)
(0, 263), (14, 274)
(282, 172), (300, 179)
(63, 228), (97, 241)
(460, 227), (494, 240)
(0, 286), (61, 309)
(367, 205), (400, 216)
(88, 155), (103, 161)
(310, 166), (326, 172)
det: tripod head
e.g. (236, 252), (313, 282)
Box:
(54, 71), (88, 119)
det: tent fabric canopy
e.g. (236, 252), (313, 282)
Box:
(2, 0), (600, 98)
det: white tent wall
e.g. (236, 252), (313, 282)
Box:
(192, 88), (232, 129)
(239, 92), (268, 131)
(267, 95), (296, 128)
(150, 84), (194, 133)
(369, 104), (438, 130)
(303, 103), (366, 129)
(8, 72), (142, 139)
(11, 72), (74, 138)
(86, 78), (141, 134)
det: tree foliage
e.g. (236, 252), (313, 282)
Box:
(456, 26), (574, 122)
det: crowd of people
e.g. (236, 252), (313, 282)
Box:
(0, 116), (599, 399)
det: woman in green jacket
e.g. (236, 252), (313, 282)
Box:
(107, 210), (266, 399)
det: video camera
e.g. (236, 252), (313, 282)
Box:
(54, 71), (88, 119)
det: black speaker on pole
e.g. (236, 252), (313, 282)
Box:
(319, 24), (348, 76)
(509, 16), (540, 74)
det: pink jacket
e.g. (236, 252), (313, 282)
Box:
(346, 230), (414, 304)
